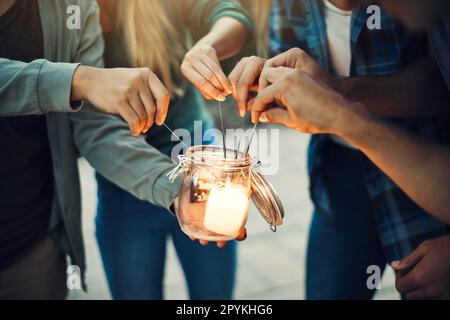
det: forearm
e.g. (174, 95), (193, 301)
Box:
(336, 104), (450, 224)
(0, 58), (81, 116)
(195, 17), (248, 60)
(70, 105), (180, 210)
(336, 58), (450, 118)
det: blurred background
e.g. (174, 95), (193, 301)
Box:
(69, 104), (399, 300)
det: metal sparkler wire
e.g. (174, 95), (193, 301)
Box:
(218, 100), (226, 159)
(243, 122), (258, 158)
(162, 123), (188, 148)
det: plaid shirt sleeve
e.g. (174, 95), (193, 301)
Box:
(269, 0), (449, 263)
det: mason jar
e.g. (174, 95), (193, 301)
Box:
(171, 145), (284, 242)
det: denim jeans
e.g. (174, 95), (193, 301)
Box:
(306, 140), (387, 300)
(96, 140), (237, 300)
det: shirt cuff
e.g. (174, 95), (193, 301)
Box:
(152, 169), (182, 212)
(208, 4), (254, 32)
(38, 61), (83, 113)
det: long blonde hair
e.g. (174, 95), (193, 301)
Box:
(243, 0), (273, 57)
(115, 0), (186, 95)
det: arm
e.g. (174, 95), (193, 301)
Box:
(181, 0), (252, 101)
(337, 57), (450, 118)
(338, 105), (450, 224)
(0, 57), (169, 136)
(0, 57), (81, 116)
(391, 235), (450, 300)
(195, 17), (249, 61)
(70, 0), (180, 210)
(261, 48), (450, 119)
(253, 67), (450, 225)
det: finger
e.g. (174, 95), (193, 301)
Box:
(236, 61), (265, 118)
(201, 54), (233, 94)
(128, 94), (147, 133)
(265, 48), (305, 69)
(259, 67), (294, 91)
(259, 108), (293, 128)
(228, 60), (245, 99)
(406, 288), (433, 300)
(258, 68), (271, 92)
(247, 97), (256, 112)
(264, 53), (291, 70)
(236, 82), (250, 118)
(148, 73), (170, 126)
(199, 240), (209, 246)
(391, 249), (425, 272)
(203, 92), (214, 100)
(395, 269), (421, 294)
(249, 83), (259, 92)
(138, 88), (156, 132)
(252, 84), (281, 123)
(119, 102), (142, 136)
(193, 59), (224, 92)
(216, 241), (227, 249)
(236, 228), (247, 241)
(186, 67), (226, 101)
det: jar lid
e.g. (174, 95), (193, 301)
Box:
(250, 171), (285, 231)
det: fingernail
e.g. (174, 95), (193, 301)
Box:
(218, 94), (226, 101)
(217, 242), (227, 249)
(239, 229), (247, 241)
(239, 109), (245, 118)
(391, 260), (400, 267)
(259, 114), (268, 123)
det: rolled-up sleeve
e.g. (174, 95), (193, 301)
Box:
(187, 0), (253, 38)
(0, 58), (81, 116)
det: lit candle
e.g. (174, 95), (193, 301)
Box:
(204, 184), (249, 237)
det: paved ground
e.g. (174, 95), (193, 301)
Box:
(69, 125), (399, 300)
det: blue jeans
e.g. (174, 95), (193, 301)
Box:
(96, 143), (237, 300)
(306, 141), (386, 300)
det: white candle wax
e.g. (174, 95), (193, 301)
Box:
(204, 184), (249, 237)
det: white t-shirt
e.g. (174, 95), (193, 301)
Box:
(322, 0), (357, 149)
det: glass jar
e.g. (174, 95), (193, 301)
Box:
(172, 145), (285, 242)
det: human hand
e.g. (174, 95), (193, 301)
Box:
(251, 66), (355, 135)
(71, 66), (170, 136)
(181, 44), (232, 102)
(173, 197), (248, 249)
(391, 235), (450, 300)
(191, 228), (248, 249)
(259, 48), (337, 91)
(228, 56), (267, 117)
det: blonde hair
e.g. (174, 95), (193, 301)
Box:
(115, 0), (186, 95)
(244, 0), (273, 57)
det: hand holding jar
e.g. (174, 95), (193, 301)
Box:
(169, 145), (284, 248)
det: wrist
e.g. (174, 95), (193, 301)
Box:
(71, 65), (93, 102)
(334, 101), (375, 142)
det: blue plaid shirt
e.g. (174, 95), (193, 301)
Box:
(270, 0), (450, 262)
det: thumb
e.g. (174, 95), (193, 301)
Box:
(391, 249), (424, 272)
(259, 108), (293, 128)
